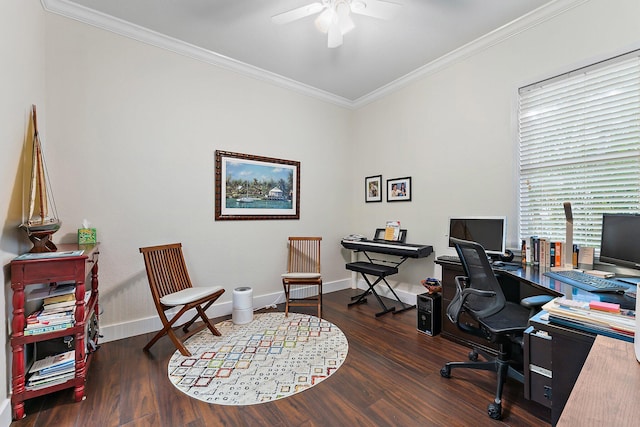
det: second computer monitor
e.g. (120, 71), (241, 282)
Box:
(448, 216), (507, 257)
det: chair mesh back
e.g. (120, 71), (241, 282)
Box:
(452, 238), (505, 319)
(287, 237), (321, 273)
(140, 243), (193, 300)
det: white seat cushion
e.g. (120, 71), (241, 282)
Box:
(160, 286), (224, 306)
(282, 272), (321, 280)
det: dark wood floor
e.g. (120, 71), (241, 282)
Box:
(12, 289), (550, 427)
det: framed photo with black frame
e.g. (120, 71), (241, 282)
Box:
(365, 175), (382, 203)
(387, 176), (411, 202)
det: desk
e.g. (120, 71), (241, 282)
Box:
(436, 258), (636, 425)
(436, 259), (634, 347)
(557, 335), (640, 426)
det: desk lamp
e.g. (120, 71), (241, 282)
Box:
(564, 202), (573, 268)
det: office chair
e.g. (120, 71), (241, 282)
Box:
(440, 238), (553, 420)
(139, 243), (225, 357)
(281, 237), (322, 318)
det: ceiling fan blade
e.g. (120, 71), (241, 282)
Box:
(272, 2), (325, 25)
(351, 0), (401, 20)
(327, 21), (343, 48)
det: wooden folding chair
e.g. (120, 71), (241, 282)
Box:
(281, 237), (322, 318)
(139, 243), (225, 356)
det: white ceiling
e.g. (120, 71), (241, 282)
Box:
(43, 0), (569, 107)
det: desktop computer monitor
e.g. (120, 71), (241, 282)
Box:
(448, 216), (507, 257)
(599, 213), (640, 271)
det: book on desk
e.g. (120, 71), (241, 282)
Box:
(542, 297), (635, 342)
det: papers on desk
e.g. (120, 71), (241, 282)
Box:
(543, 298), (635, 342)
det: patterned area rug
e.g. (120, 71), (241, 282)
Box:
(167, 312), (349, 405)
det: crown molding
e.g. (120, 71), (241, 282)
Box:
(40, 0), (355, 108)
(42, 0), (587, 110)
(351, 0), (588, 108)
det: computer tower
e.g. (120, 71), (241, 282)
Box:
(417, 292), (441, 336)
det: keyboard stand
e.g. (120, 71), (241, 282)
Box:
(346, 253), (416, 317)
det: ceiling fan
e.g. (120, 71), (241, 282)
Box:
(272, 0), (402, 48)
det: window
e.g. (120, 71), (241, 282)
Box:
(518, 51), (640, 251)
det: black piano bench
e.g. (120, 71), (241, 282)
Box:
(346, 262), (414, 317)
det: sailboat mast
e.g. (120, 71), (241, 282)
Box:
(31, 105), (48, 223)
(27, 132), (37, 222)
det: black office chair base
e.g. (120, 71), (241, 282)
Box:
(440, 354), (524, 420)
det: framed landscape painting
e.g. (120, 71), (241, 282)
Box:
(215, 150), (300, 220)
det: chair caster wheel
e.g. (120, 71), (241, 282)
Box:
(468, 350), (478, 361)
(488, 402), (502, 420)
(440, 366), (451, 378)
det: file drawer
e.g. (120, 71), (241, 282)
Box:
(524, 326), (553, 408)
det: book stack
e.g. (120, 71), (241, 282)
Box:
(525, 237), (579, 269)
(26, 350), (75, 390)
(543, 297), (635, 342)
(25, 287), (76, 336)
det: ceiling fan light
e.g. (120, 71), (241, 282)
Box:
(315, 8), (334, 33)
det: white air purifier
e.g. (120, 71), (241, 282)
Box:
(232, 286), (253, 325)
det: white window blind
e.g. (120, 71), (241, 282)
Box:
(519, 51), (640, 251)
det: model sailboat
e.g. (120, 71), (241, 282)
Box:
(20, 105), (61, 252)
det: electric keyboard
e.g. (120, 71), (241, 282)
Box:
(544, 270), (629, 293)
(340, 239), (433, 258)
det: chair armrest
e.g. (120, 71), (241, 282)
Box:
(462, 288), (497, 298)
(520, 295), (554, 310)
(448, 276), (498, 324)
(454, 275), (468, 292)
(520, 294), (555, 318)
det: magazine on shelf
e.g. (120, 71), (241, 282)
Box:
(43, 293), (75, 305)
(28, 365), (75, 382)
(23, 322), (74, 336)
(29, 350), (74, 375)
(14, 250), (84, 261)
(26, 371), (75, 390)
(27, 283), (75, 302)
(43, 299), (76, 311)
(33, 309), (74, 321)
(26, 316), (74, 330)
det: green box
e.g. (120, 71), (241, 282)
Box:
(78, 228), (97, 244)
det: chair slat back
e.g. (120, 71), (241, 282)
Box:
(140, 243), (193, 301)
(287, 237), (321, 274)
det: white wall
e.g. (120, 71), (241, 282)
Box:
(1, 1), (47, 423)
(2, 1), (639, 420)
(350, 0), (640, 295)
(42, 13), (354, 341)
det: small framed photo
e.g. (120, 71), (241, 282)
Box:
(387, 177), (411, 202)
(365, 175), (382, 203)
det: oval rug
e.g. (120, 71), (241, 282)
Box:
(167, 312), (349, 405)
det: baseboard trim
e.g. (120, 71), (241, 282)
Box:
(100, 278), (351, 343)
(1, 397), (12, 425)
(355, 280), (421, 305)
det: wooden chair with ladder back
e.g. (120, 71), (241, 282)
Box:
(139, 243), (225, 356)
(281, 237), (323, 318)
